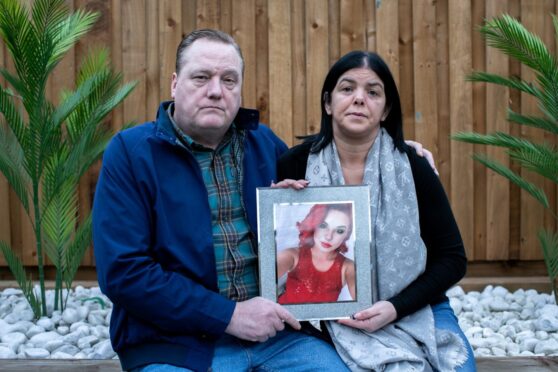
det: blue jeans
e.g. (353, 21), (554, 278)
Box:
(432, 300), (477, 372)
(132, 328), (349, 372)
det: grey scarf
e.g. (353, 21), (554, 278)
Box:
(305, 128), (466, 371)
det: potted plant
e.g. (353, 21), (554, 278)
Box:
(0, 0), (136, 318)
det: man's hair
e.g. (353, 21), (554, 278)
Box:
(175, 29), (244, 75)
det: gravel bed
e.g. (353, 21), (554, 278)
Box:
(0, 284), (557, 359)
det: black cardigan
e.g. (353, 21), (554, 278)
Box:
(277, 141), (467, 320)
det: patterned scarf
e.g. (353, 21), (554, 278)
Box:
(305, 128), (466, 371)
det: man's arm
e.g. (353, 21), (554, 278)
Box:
(93, 134), (235, 337)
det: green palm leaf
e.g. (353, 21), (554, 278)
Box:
(508, 145), (558, 184)
(473, 153), (549, 208)
(481, 14), (556, 76)
(507, 110), (558, 135)
(0, 241), (41, 317)
(539, 230), (558, 296)
(467, 72), (541, 97)
(0, 124), (30, 212)
(63, 215), (92, 288)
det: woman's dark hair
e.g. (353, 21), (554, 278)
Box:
(305, 51), (405, 152)
(297, 203), (353, 254)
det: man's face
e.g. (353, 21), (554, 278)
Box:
(171, 39), (243, 148)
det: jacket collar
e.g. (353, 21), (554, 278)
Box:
(155, 101), (259, 145)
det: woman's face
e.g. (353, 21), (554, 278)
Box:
(325, 67), (389, 142)
(313, 209), (351, 253)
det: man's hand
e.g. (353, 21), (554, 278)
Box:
(336, 300), (397, 333)
(225, 297), (301, 342)
(405, 140), (439, 176)
(271, 179), (309, 190)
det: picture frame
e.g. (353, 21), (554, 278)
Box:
(257, 185), (376, 321)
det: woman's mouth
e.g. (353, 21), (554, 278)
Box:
(321, 242), (332, 249)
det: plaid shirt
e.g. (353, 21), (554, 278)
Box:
(168, 104), (258, 301)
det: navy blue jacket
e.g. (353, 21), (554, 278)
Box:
(93, 101), (288, 371)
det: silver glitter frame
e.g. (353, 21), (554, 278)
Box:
(257, 185), (375, 321)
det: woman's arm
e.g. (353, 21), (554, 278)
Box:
(343, 259), (356, 300)
(277, 248), (299, 278)
(387, 148), (467, 320)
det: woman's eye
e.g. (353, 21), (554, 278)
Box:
(369, 90), (378, 96)
(318, 222), (328, 229)
(336, 228), (346, 235)
(342, 86), (352, 92)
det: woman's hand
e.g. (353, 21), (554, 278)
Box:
(271, 179), (309, 190)
(337, 300), (397, 332)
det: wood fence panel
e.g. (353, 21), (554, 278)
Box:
(268, 0), (293, 143)
(485, 0), (510, 260)
(436, 0), (450, 191)
(1, 0), (557, 274)
(520, 0), (554, 260)
(412, 0), (438, 157)
(291, 0), (307, 142)
(305, 0), (329, 136)
(340, 0), (365, 55)
(448, 0), (474, 260)
(255, 0), (269, 126)
(232, 0), (257, 109)
(399, 0), (415, 142)
(376, 0), (399, 84)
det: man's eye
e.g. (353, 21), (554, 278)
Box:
(194, 76), (208, 81)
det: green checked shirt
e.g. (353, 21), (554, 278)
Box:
(168, 104), (258, 301)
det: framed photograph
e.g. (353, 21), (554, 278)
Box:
(257, 185), (375, 321)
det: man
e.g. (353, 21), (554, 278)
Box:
(92, 29), (350, 372)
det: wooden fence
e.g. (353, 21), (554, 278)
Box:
(0, 0), (557, 272)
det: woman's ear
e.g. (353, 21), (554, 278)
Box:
(324, 92), (332, 115)
(381, 106), (391, 122)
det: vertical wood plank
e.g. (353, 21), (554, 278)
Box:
(232, 0), (257, 109)
(375, 0), (399, 84)
(291, 0), (307, 139)
(448, 0), (474, 260)
(412, 0), (438, 155)
(339, 0), (365, 55)
(519, 0), (552, 260)
(435, 0), (450, 191)
(328, 0), (340, 64)
(110, 0), (123, 131)
(182, 0), (197, 36)
(508, 0), (521, 260)
(220, 0), (232, 34)
(146, 0), (160, 113)
(399, 0), (415, 141)
(305, 0), (329, 135)
(472, 0), (487, 260)
(255, 0), (270, 126)
(122, 0), (147, 124)
(159, 0), (182, 101)
(485, 0), (509, 260)
(268, 1), (293, 145)
(364, 0), (375, 52)
(196, 0), (220, 29)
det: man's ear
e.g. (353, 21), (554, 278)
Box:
(170, 72), (178, 99)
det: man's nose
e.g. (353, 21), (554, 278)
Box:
(207, 77), (223, 98)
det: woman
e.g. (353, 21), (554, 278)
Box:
(277, 203), (356, 304)
(276, 51), (476, 371)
